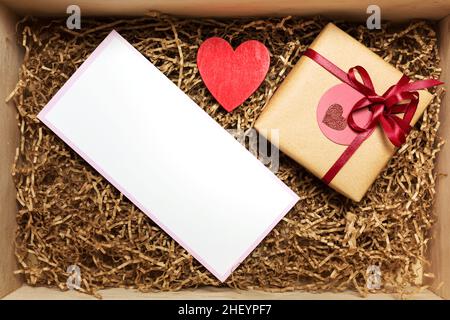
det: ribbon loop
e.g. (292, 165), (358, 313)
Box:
(345, 67), (428, 147)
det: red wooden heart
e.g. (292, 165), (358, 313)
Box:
(197, 37), (270, 112)
(322, 103), (347, 131)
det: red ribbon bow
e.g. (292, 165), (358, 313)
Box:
(304, 49), (443, 184)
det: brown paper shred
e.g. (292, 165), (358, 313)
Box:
(10, 15), (444, 297)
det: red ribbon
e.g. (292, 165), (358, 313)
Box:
(303, 48), (443, 184)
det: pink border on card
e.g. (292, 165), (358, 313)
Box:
(37, 30), (299, 282)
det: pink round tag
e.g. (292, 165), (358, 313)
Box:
(317, 83), (372, 146)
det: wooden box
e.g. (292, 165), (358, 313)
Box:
(1, 0), (449, 300)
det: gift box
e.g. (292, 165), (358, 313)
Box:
(255, 23), (439, 202)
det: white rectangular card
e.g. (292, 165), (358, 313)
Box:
(38, 30), (299, 281)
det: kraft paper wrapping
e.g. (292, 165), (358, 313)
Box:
(255, 23), (433, 202)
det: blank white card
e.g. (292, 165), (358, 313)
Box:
(38, 30), (299, 281)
